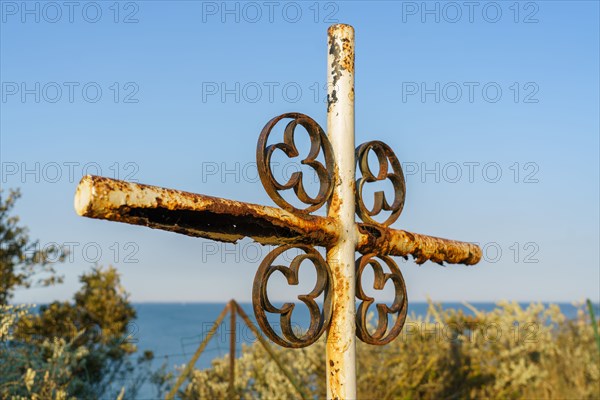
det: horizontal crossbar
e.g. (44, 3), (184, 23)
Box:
(75, 175), (480, 265)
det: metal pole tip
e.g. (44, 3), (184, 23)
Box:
(74, 175), (95, 216)
(328, 23), (354, 39)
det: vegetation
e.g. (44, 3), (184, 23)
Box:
(180, 301), (600, 400)
(0, 189), (157, 399)
(0, 189), (65, 305)
(0, 266), (155, 399)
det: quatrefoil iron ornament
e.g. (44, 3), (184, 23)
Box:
(252, 244), (332, 348)
(355, 140), (406, 226)
(256, 113), (335, 214)
(254, 112), (409, 347)
(355, 254), (408, 345)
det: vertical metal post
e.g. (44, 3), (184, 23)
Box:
(326, 23), (357, 399)
(229, 300), (236, 398)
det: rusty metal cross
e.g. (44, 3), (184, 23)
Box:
(74, 24), (480, 399)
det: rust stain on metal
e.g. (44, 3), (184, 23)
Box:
(327, 24), (354, 112)
(356, 223), (482, 265)
(75, 175), (338, 247)
(327, 163), (343, 216)
(326, 244), (353, 400)
(75, 175), (480, 266)
(328, 24), (354, 74)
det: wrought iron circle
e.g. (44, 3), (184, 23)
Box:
(355, 254), (408, 345)
(355, 141), (406, 226)
(256, 113), (335, 214)
(252, 244), (333, 348)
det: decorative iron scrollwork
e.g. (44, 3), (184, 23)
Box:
(257, 113), (334, 214)
(355, 141), (406, 226)
(252, 244), (332, 348)
(355, 254), (408, 345)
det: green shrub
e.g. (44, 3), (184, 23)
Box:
(1, 267), (151, 400)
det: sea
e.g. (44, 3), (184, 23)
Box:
(126, 301), (599, 399)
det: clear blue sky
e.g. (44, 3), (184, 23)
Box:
(1, 1), (598, 303)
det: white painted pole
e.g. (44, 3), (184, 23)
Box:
(326, 23), (357, 399)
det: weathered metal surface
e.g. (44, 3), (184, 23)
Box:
(326, 23), (357, 400)
(356, 223), (481, 265)
(257, 112), (335, 214)
(327, 23), (355, 112)
(355, 140), (406, 226)
(74, 175), (338, 247)
(355, 254), (408, 345)
(252, 245), (332, 348)
(74, 175), (480, 265)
